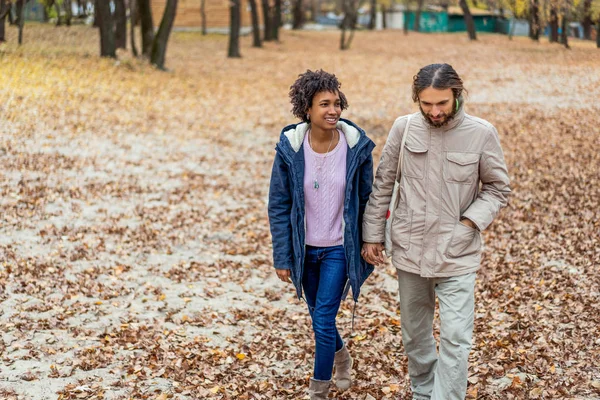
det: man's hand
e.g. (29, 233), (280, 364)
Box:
(276, 269), (291, 283)
(459, 218), (478, 230)
(361, 242), (386, 266)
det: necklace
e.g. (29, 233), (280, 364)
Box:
(308, 129), (336, 190)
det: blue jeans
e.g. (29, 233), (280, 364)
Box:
(303, 245), (347, 381)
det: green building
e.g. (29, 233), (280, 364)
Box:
(404, 6), (497, 33)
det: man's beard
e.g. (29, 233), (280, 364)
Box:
(420, 107), (458, 128)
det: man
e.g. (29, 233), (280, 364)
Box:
(361, 63), (511, 400)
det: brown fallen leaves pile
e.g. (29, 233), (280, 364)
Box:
(0, 24), (599, 400)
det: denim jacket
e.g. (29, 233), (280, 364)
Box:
(268, 118), (375, 302)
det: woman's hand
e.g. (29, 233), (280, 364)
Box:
(276, 268), (292, 283)
(361, 242), (386, 266)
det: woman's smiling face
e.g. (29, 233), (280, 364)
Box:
(307, 91), (342, 131)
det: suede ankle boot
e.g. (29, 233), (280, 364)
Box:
(333, 345), (353, 390)
(309, 378), (330, 400)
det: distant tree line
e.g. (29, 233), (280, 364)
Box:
(226, 0), (600, 55)
(0, 0), (597, 62)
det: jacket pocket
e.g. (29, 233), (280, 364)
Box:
(391, 209), (412, 250)
(403, 144), (428, 179)
(445, 221), (481, 258)
(444, 152), (479, 184)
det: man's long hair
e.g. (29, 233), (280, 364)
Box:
(412, 64), (467, 103)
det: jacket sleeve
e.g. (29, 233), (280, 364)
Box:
(268, 151), (294, 270)
(362, 117), (406, 243)
(462, 127), (511, 231)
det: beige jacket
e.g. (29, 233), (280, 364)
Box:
(363, 108), (511, 277)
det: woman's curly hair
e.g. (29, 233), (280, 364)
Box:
(289, 69), (348, 123)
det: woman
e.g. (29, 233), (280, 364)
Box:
(268, 69), (375, 399)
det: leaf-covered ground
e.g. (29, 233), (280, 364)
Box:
(0, 24), (599, 400)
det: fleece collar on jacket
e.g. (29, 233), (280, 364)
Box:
(283, 120), (361, 153)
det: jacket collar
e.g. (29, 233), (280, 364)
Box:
(283, 119), (362, 153)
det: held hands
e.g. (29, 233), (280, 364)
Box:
(276, 268), (292, 283)
(277, 240), (389, 283)
(361, 242), (386, 266)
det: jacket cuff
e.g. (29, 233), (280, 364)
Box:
(362, 215), (385, 243)
(273, 262), (292, 270)
(461, 210), (488, 232)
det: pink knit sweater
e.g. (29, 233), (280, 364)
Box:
(303, 130), (347, 247)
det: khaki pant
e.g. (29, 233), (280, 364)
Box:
(397, 270), (476, 400)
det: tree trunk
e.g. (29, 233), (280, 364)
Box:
(138, 0), (155, 57)
(93, 0), (99, 27)
(200, 0), (206, 35)
(248, 0), (261, 47)
(347, 15), (356, 46)
(597, 17), (600, 48)
(54, 1), (62, 26)
(18, 0), (25, 45)
(16, 0), (23, 27)
(414, 0), (423, 31)
(292, 0), (303, 29)
(403, 0), (409, 34)
(77, 0), (87, 17)
(529, 0), (540, 41)
(459, 0), (476, 40)
(561, 5), (570, 49)
(581, 0), (592, 40)
(272, 0), (281, 40)
(309, 0), (316, 22)
(508, 17), (515, 40)
(97, 0), (116, 57)
(340, 0), (357, 49)
(0, 0), (9, 42)
(64, 0), (72, 25)
(340, 0), (348, 49)
(115, 0), (126, 48)
(549, 6), (559, 42)
(368, 0), (375, 29)
(261, 0), (272, 41)
(151, 0), (177, 69)
(382, 5), (386, 29)
(228, 0), (241, 57)
(130, 0), (138, 55)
